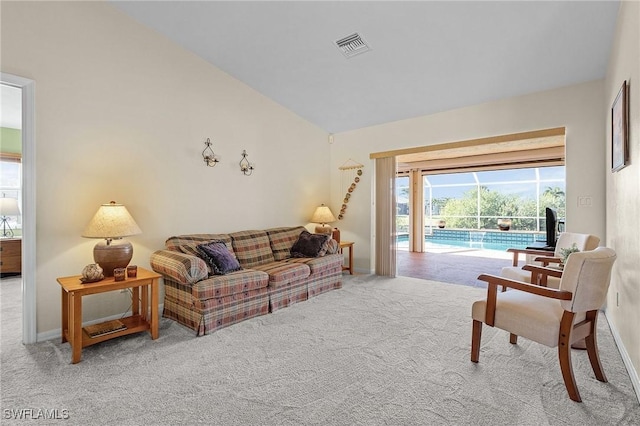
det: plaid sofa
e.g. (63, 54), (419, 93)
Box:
(150, 226), (343, 336)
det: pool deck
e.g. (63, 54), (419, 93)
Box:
(397, 241), (515, 259)
(396, 246), (523, 288)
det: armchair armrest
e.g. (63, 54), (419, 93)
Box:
(533, 256), (562, 266)
(150, 249), (209, 285)
(506, 248), (557, 267)
(523, 264), (564, 287)
(477, 273), (572, 326)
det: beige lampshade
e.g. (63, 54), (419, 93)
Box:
(82, 201), (141, 277)
(310, 204), (336, 224)
(0, 196), (21, 238)
(0, 196), (21, 216)
(82, 201), (141, 239)
(311, 204), (336, 235)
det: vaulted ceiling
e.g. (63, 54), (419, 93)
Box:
(111, 1), (620, 134)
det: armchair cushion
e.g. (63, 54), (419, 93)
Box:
(501, 232), (600, 287)
(472, 291), (564, 347)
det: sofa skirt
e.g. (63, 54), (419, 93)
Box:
(163, 279), (269, 336)
(268, 279), (308, 313)
(307, 267), (343, 298)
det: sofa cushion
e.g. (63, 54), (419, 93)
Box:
(230, 230), (275, 268)
(284, 253), (343, 275)
(266, 226), (306, 261)
(166, 234), (233, 252)
(251, 262), (311, 288)
(190, 269), (269, 300)
(197, 241), (242, 275)
(291, 231), (330, 258)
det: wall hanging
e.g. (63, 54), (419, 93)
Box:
(611, 80), (629, 172)
(239, 150), (254, 176)
(202, 138), (219, 167)
(338, 159), (364, 219)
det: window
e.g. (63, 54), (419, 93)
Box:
(0, 156), (22, 232)
(396, 165), (565, 238)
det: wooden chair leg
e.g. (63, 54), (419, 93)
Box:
(509, 333), (518, 344)
(559, 312), (581, 402)
(471, 320), (482, 362)
(584, 311), (607, 382)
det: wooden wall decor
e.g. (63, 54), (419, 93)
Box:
(338, 159), (364, 220)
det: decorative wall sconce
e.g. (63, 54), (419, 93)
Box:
(239, 150), (254, 176)
(202, 138), (219, 167)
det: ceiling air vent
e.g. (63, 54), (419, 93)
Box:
(335, 32), (371, 58)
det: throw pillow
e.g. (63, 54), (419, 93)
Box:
(290, 231), (331, 258)
(197, 242), (242, 275)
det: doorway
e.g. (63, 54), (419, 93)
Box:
(371, 127), (566, 283)
(1, 74), (36, 344)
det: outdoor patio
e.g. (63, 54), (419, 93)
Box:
(396, 246), (524, 288)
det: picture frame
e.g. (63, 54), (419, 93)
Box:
(611, 80), (629, 172)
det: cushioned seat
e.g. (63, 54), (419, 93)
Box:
(501, 232), (600, 287)
(472, 247), (617, 402)
(191, 269), (269, 299)
(152, 226), (343, 335)
(252, 262), (310, 288)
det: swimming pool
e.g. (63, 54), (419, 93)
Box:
(397, 230), (541, 252)
(397, 237), (513, 252)
(425, 239), (513, 251)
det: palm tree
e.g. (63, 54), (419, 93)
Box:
(544, 186), (565, 199)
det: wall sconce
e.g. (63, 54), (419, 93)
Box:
(239, 150), (254, 176)
(202, 138), (219, 167)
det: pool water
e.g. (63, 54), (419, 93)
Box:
(397, 236), (517, 252)
(425, 239), (513, 252)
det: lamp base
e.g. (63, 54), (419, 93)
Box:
(93, 239), (133, 277)
(314, 224), (332, 235)
(1, 217), (14, 238)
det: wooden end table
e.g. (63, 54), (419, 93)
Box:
(339, 241), (354, 275)
(56, 266), (161, 364)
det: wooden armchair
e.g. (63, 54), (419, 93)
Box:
(501, 232), (600, 287)
(471, 247), (617, 402)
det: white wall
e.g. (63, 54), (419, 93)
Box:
(331, 80), (606, 273)
(604, 0), (640, 396)
(1, 2), (330, 334)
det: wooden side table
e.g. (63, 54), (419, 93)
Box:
(0, 238), (21, 275)
(56, 267), (161, 364)
(339, 241), (354, 275)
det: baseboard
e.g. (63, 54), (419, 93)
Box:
(604, 310), (640, 404)
(37, 304), (164, 343)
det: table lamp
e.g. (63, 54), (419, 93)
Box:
(82, 201), (142, 276)
(310, 204), (336, 235)
(0, 195), (21, 238)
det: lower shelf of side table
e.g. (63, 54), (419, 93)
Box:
(63, 315), (151, 348)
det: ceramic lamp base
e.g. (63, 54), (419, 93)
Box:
(93, 239), (133, 277)
(314, 224), (332, 235)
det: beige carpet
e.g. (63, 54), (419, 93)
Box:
(1, 274), (639, 425)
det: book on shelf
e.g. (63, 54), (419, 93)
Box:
(84, 319), (126, 338)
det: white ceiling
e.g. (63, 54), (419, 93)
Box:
(110, 1), (620, 134)
(1, 2), (621, 134)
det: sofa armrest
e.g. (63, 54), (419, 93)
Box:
(325, 239), (339, 255)
(150, 250), (208, 285)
